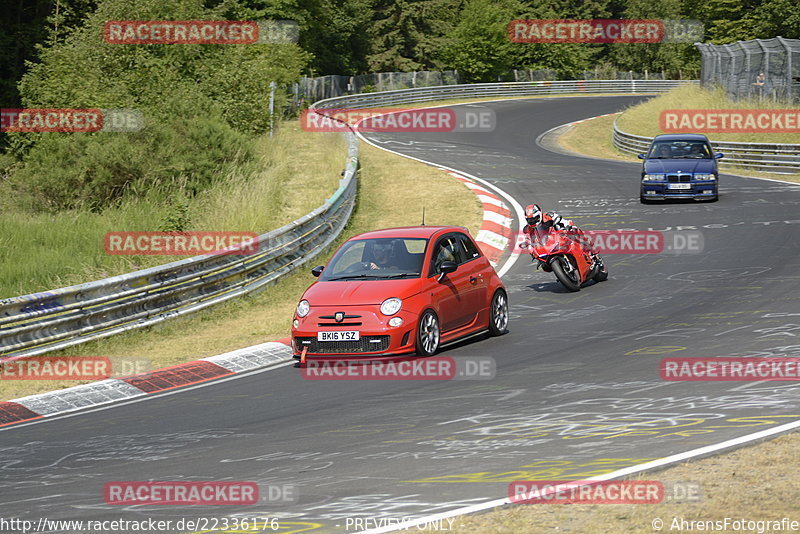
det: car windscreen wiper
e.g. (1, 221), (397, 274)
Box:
(325, 274), (386, 281)
(384, 272), (420, 278)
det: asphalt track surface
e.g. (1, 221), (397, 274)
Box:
(2, 96), (800, 534)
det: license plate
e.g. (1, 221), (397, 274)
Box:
(317, 331), (360, 342)
(668, 183), (692, 190)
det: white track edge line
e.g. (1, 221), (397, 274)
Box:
(357, 417), (800, 534)
(538, 114), (800, 185)
(354, 133), (525, 277)
(0, 359), (296, 433)
(352, 99), (800, 534)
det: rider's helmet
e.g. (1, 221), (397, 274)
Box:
(525, 204), (542, 225)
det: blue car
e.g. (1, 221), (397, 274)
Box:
(638, 134), (723, 203)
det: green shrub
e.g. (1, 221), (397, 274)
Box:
(6, 0), (308, 212)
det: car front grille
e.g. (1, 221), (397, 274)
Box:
(295, 336), (391, 354)
(667, 174), (691, 183)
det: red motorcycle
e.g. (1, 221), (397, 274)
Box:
(524, 216), (608, 292)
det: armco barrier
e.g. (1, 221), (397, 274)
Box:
(613, 118), (800, 172)
(0, 135), (358, 359)
(311, 79), (693, 110)
(0, 80), (693, 359)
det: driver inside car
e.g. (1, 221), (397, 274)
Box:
(656, 144), (672, 158)
(368, 241), (396, 270)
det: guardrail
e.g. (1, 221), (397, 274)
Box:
(0, 79), (693, 359)
(0, 135), (358, 359)
(613, 119), (800, 172)
(311, 79), (694, 109)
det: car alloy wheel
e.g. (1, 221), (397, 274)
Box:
(489, 290), (508, 335)
(416, 310), (440, 356)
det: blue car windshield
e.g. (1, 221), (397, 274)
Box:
(648, 141), (712, 159)
(320, 238), (429, 281)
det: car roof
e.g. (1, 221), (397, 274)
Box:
(348, 226), (468, 240)
(652, 134), (710, 142)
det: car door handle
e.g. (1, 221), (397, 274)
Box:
(469, 276), (479, 284)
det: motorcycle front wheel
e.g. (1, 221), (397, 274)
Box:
(551, 257), (581, 292)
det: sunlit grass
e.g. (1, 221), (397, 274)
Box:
(617, 84), (800, 144)
(1, 133), (482, 400)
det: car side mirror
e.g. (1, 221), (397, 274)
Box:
(437, 261), (458, 281)
(311, 265), (324, 277)
(637, 153), (645, 160)
(715, 153), (724, 159)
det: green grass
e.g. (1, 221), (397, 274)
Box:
(1, 131), (482, 401)
(0, 123), (343, 297)
(434, 431), (800, 533)
(617, 84), (800, 144)
(557, 96), (800, 183)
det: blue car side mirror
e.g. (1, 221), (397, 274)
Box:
(637, 153), (645, 160)
(715, 153), (724, 159)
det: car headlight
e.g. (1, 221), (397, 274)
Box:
(296, 300), (310, 318)
(642, 174), (666, 181)
(694, 173), (715, 181)
(380, 297), (402, 316)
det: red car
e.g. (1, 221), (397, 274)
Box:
(291, 226), (508, 360)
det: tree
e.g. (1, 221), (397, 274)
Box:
(367, 0), (463, 72)
(439, 0), (519, 82)
(607, 0), (699, 77)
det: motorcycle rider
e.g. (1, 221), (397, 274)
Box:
(520, 203), (597, 259)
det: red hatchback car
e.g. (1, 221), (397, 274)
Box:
(291, 226), (508, 360)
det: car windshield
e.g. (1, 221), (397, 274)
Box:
(648, 141), (712, 159)
(320, 237), (428, 280)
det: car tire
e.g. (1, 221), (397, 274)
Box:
(488, 289), (509, 336)
(416, 310), (440, 356)
(551, 257), (581, 292)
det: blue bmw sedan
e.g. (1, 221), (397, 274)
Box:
(639, 134), (723, 203)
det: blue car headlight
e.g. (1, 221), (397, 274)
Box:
(642, 174), (665, 181)
(694, 173), (715, 181)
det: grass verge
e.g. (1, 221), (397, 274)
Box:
(617, 84), (800, 144)
(0, 123), (343, 297)
(439, 431), (800, 533)
(1, 130), (482, 400)
(556, 94), (800, 183)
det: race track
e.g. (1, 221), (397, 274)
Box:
(2, 96), (800, 533)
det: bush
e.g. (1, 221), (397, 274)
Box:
(6, 0), (308, 212)
(9, 96), (255, 211)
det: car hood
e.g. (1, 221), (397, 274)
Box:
(644, 159), (716, 174)
(303, 279), (424, 306)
